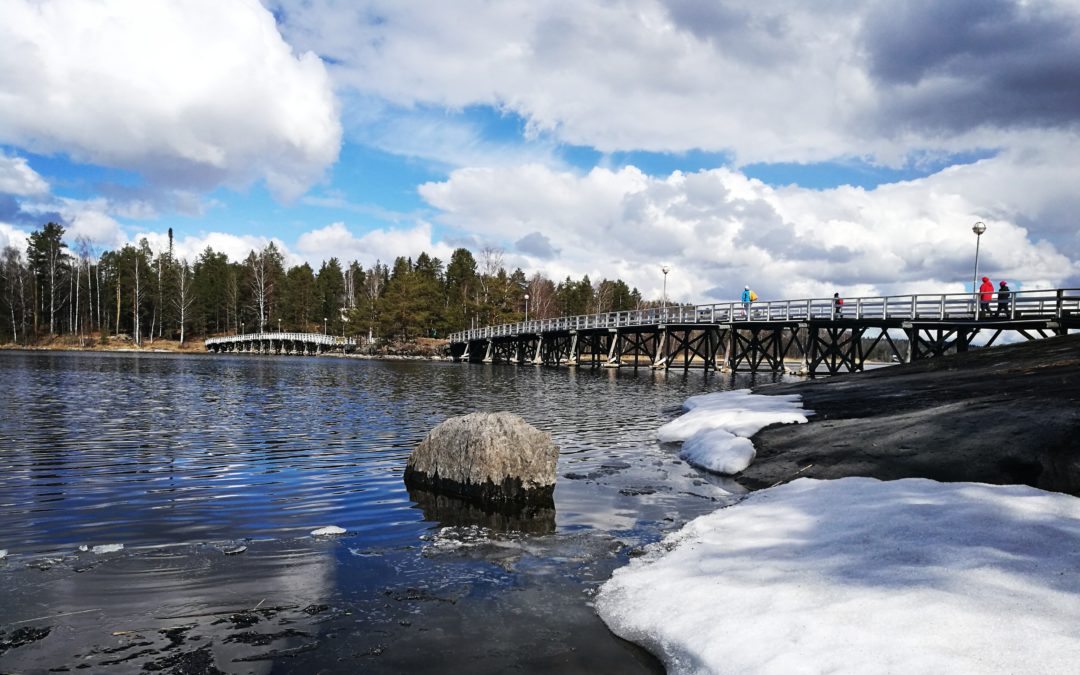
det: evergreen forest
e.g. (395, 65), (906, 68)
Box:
(0, 222), (648, 346)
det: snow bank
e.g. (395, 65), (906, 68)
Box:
(311, 525), (346, 537)
(596, 477), (1080, 674)
(658, 389), (811, 474)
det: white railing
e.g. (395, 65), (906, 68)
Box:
(205, 331), (356, 347)
(449, 288), (1080, 343)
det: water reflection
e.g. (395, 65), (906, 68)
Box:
(0, 350), (794, 673)
(408, 487), (556, 534)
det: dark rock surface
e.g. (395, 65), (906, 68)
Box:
(741, 333), (1080, 495)
(404, 412), (559, 504)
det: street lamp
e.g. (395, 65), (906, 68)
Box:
(661, 264), (671, 307)
(277, 318), (281, 333)
(323, 317), (328, 335)
(971, 221), (987, 308)
(524, 293), (530, 322)
(241, 321), (245, 336)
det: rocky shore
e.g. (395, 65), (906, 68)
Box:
(741, 333), (1080, 495)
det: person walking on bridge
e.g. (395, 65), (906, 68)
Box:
(741, 286), (756, 319)
(978, 276), (994, 317)
(997, 280), (1011, 317)
(833, 292), (844, 318)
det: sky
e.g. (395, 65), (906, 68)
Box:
(2, 0), (1079, 304)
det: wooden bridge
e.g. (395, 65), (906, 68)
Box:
(205, 332), (356, 355)
(449, 288), (1080, 376)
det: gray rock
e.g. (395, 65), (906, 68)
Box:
(404, 412), (559, 504)
(741, 333), (1080, 495)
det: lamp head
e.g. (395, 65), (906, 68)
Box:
(972, 221), (987, 235)
(661, 264), (671, 274)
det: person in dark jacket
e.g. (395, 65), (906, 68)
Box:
(833, 292), (844, 318)
(997, 280), (1011, 317)
(978, 276), (994, 316)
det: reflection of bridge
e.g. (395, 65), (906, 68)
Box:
(205, 332), (356, 355)
(449, 288), (1080, 376)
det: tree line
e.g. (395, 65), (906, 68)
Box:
(0, 222), (650, 346)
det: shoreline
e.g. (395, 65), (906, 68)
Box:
(0, 342), (452, 361)
(742, 332), (1080, 495)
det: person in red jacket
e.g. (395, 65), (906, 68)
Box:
(979, 276), (994, 316)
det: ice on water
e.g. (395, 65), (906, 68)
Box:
(658, 389), (812, 475)
(597, 477), (1080, 674)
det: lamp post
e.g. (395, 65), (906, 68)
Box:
(524, 293), (530, 322)
(971, 221), (987, 314)
(277, 318), (281, 334)
(661, 264), (671, 307)
(323, 317), (328, 335)
(241, 321), (245, 336)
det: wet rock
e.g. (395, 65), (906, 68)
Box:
(404, 412), (558, 505)
(744, 333), (1080, 495)
(0, 625), (51, 655)
(142, 644), (223, 673)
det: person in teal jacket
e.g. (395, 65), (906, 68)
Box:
(741, 286), (753, 318)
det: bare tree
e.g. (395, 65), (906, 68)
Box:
(478, 246), (505, 322)
(363, 261), (384, 342)
(173, 258), (194, 345)
(2, 246), (27, 343)
(74, 236), (93, 340)
(133, 252), (141, 345)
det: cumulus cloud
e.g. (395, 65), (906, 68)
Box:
(269, 0), (1080, 165)
(0, 0), (341, 200)
(0, 153), (48, 196)
(420, 147), (1080, 303)
(515, 232), (559, 259)
(0, 222), (30, 252)
(295, 220), (455, 267)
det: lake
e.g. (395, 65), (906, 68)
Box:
(0, 350), (790, 673)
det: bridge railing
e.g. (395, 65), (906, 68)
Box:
(449, 288), (1080, 343)
(205, 331), (357, 347)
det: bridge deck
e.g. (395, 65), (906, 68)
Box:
(448, 288), (1079, 375)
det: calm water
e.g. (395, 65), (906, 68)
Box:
(0, 351), (788, 673)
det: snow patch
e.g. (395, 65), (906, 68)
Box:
(680, 429), (757, 474)
(658, 389), (811, 475)
(597, 477), (1080, 675)
(310, 525), (346, 537)
(0, 549), (7, 559)
(91, 543), (124, 554)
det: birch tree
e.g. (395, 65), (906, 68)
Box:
(173, 258), (194, 345)
(1, 246), (28, 343)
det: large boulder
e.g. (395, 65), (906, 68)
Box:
(404, 412), (559, 504)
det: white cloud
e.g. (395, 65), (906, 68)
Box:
(270, 0), (1080, 165)
(295, 220), (455, 267)
(419, 145), (1080, 303)
(0, 222), (30, 252)
(0, 153), (48, 196)
(0, 0), (341, 200)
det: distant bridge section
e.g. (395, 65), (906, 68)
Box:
(449, 288), (1080, 376)
(205, 332), (356, 355)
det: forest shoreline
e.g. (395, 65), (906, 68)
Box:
(0, 334), (453, 359)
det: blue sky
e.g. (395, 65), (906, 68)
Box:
(2, 0), (1078, 302)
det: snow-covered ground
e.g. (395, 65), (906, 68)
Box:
(658, 389), (812, 474)
(597, 477), (1080, 674)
